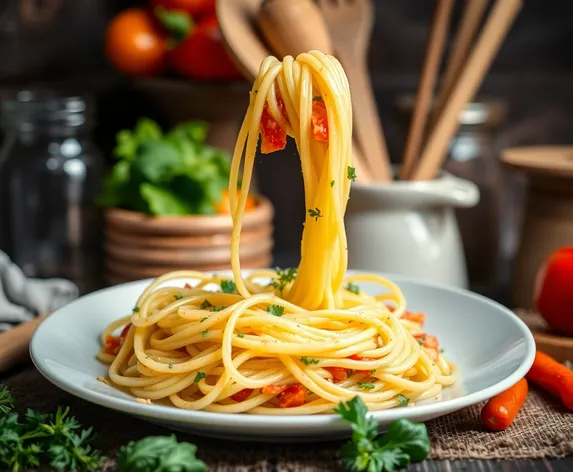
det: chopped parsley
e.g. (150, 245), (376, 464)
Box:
(347, 369), (354, 378)
(194, 372), (207, 383)
(270, 267), (298, 292)
(201, 329), (208, 338)
(211, 306), (226, 312)
(398, 394), (410, 406)
(357, 382), (375, 390)
(133, 306), (140, 313)
(237, 333), (245, 338)
(200, 300), (213, 309)
(417, 339), (424, 346)
(331, 180), (335, 187)
(267, 305), (285, 317)
(369, 369), (376, 375)
(200, 317), (208, 322)
(308, 207), (323, 221)
(312, 96), (323, 101)
(345, 283), (360, 294)
(300, 357), (319, 365)
(221, 280), (237, 294)
(347, 166), (357, 182)
(174, 294), (184, 300)
(168, 362), (174, 369)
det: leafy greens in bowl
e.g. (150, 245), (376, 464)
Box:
(99, 118), (232, 216)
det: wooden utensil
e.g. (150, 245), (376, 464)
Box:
(0, 314), (48, 373)
(432, 0), (490, 123)
(399, 0), (454, 180)
(317, 0), (392, 182)
(411, 0), (522, 181)
(256, 0), (332, 59)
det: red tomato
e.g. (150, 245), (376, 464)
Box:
(120, 323), (132, 338)
(415, 333), (439, 361)
(402, 311), (426, 325)
(324, 367), (349, 383)
(150, 0), (215, 20)
(278, 384), (306, 408)
(104, 336), (121, 355)
(311, 100), (328, 142)
(534, 247), (573, 336)
(105, 8), (167, 77)
(260, 104), (287, 154)
(231, 388), (253, 402)
(169, 15), (242, 80)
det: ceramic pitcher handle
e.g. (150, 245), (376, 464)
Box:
(435, 174), (480, 207)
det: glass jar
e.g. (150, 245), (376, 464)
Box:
(395, 97), (508, 297)
(0, 89), (105, 293)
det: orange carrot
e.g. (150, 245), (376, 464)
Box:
(526, 351), (573, 410)
(481, 378), (528, 431)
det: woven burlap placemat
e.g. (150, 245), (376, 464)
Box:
(2, 366), (572, 471)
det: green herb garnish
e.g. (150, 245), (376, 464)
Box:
(397, 394), (410, 406)
(201, 329), (208, 338)
(312, 96), (323, 101)
(308, 207), (323, 221)
(267, 305), (285, 317)
(237, 333), (245, 338)
(168, 362), (174, 369)
(133, 306), (140, 313)
(270, 267), (298, 293)
(334, 396), (430, 472)
(200, 300), (213, 309)
(345, 283), (360, 295)
(220, 280), (236, 294)
(200, 317), (208, 322)
(357, 382), (376, 390)
(174, 294), (184, 300)
(331, 180), (335, 187)
(300, 357), (319, 365)
(194, 372), (207, 383)
(347, 166), (357, 182)
(211, 306), (226, 312)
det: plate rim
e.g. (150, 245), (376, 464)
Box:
(30, 270), (536, 430)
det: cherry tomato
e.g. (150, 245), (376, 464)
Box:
(402, 311), (426, 324)
(105, 8), (167, 77)
(324, 367), (349, 383)
(169, 15), (242, 80)
(534, 246), (573, 336)
(261, 384), (288, 395)
(150, 0), (215, 20)
(260, 103), (287, 154)
(215, 190), (257, 214)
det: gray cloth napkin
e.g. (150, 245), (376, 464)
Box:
(0, 251), (79, 331)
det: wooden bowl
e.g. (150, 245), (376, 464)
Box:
(103, 197), (274, 285)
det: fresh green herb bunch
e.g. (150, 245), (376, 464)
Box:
(334, 396), (430, 472)
(99, 118), (232, 216)
(0, 386), (105, 472)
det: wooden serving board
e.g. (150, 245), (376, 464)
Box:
(516, 309), (573, 362)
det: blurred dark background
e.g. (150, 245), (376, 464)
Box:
(1, 0), (572, 258)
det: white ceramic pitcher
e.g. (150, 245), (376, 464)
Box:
(345, 172), (480, 289)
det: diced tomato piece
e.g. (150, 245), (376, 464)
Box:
(260, 103), (287, 154)
(231, 388), (254, 402)
(324, 367), (349, 383)
(278, 384), (306, 408)
(120, 323), (132, 338)
(402, 312), (426, 324)
(104, 335), (122, 355)
(311, 100), (328, 142)
(385, 304), (396, 312)
(184, 283), (192, 289)
(414, 333), (439, 361)
(261, 384), (288, 395)
(348, 354), (363, 361)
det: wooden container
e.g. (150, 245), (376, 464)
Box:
(517, 310), (573, 363)
(104, 197), (274, 285)
(502, 146), (573, 310)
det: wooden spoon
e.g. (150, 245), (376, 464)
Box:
(256, 0), (333, 58)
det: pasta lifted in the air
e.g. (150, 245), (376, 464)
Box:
(98, 51), (456, 414)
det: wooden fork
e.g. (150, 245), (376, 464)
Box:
(317, 0), (392, 182)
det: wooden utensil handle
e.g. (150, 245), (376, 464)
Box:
(0, 314), (48, 373)
(342, 57), (392, 182)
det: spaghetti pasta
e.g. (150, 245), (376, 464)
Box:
(98, 51), (456, 414)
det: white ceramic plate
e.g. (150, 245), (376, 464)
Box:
(30, 271), (536, 442)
